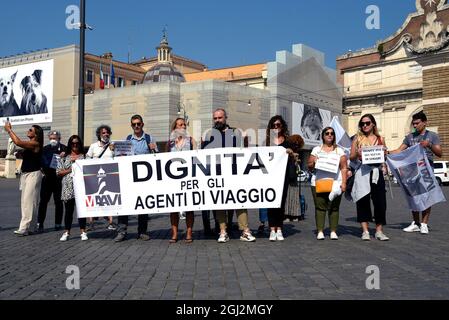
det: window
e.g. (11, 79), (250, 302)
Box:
(434, 163), (443, 169)
(86, 69), (94, 83)
(118, 77), (125, 87)
(132, 80), (138, 86)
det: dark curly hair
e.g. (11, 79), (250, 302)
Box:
(95, 125), (112, 141)
(266, 115), (289, 146)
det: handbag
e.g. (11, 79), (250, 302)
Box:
(315, 178), (334, 193)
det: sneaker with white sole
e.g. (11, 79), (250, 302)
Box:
(330, 232), (339, 240)
(217, 233), (229, 243)
(316, 231), (325, 240)
(375, 231), (390, 241)
(269, 230), (277, 241)
(60, 232), (69, 242)
(420, 223), (429, 234)
(276, 230), (284, 241)
(80, 232), (88, 241)
(361, 231), (370, 241)
(403, 221), (420, 232)
(240, 231), (256, 242)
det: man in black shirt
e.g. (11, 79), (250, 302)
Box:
(35, 131), (66, 232)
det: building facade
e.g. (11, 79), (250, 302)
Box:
(337, 0), (449, 160)
(0, 37), (341, 156)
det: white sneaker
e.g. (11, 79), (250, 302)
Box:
(81, 232), (88, 241)
(361, 231), (370, 241)
(375, 231), (390, 241)
(420, 223), (429, 234)
(276, 230), (284, 241)
(269, 230), (277, 241)
(217, 233), (229, 243)
(403, 221), (420, 232)
(240, 231), (256, 242)
(330, 232), (339, 240)
(316, 231), (325, 240)
(60, 232), (69, 242)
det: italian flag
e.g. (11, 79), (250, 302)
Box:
(100, 62), (105, 89)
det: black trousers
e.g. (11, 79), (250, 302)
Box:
(38, 175), (63, 225)
(267, 176), (289, 228)
(356, 172), (387, 225)
(64, 199), (87, 231)
(117, 215), (148, 235)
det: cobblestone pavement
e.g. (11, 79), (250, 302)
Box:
(0, 178), (448, 300)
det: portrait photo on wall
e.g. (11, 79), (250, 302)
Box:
(292, 102), (331, 147)
(0, 59), (53, 125)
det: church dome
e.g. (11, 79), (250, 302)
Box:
(143, 63), (185, 83)
(143, 31), (185, 83)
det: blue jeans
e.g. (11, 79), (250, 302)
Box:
(259, 208), (268, 224)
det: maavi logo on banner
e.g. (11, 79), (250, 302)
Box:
(83, 163), (122, 209)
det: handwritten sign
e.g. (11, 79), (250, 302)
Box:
(362, 145), (385, 165)
(315, 152), (340, 174)
(113, 140), (133, 157)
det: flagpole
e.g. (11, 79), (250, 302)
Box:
(78, 0), (86, 142)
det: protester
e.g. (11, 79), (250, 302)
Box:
(265, 115), (295, 241)
(86, 125), (116, 231)
(257, 208), (268, 235)
(36, 130), (66, 233)
(284, 134), (304, 222)
(166, 118), (196, 243)
(202, 108), (256, 243)
(308, 127), (347, 240)
(57, 135), (88, 241)
(389, 111), (442, 234)
(113, 115), (158, 242)
(4, 121), (44, 236)
(350, 114), (389, 241)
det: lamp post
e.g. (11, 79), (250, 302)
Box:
(78, 0), (86, 142)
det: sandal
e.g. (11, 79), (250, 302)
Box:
(185, 237), (193, 243)
(169, 238), (177, 243)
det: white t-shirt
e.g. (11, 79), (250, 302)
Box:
(310, 145), (345, 187)
(86, 141), (114, 159)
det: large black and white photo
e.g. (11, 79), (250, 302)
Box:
(0, 59), (53, 125)
(292, 102), (331, 147)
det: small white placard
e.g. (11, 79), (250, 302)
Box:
(315, 152), (340, 174)
(112, 140), (133, 157)
(362, 145), (385, 165)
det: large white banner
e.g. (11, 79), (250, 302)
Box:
(73, 147), (288, 218)
(292, 102), (332, 147)
(0, 59), (53, 125)
(387, 145), (446, 212)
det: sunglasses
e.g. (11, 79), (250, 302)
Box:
(324, 131), (335, 136)
(272, 122), (282, 128)
(72, 142), (80, 146)
(360, 121), (372, 127)
(131, 122), (143, 127)
(28, 128), (34, 132)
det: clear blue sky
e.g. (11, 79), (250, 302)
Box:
(0, 0), (417, 69)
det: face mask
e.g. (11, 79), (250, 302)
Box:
(49, 139), (58, 147)
(101, 137), (110, 144)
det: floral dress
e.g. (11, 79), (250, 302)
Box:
(57, 155), (85, 202)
